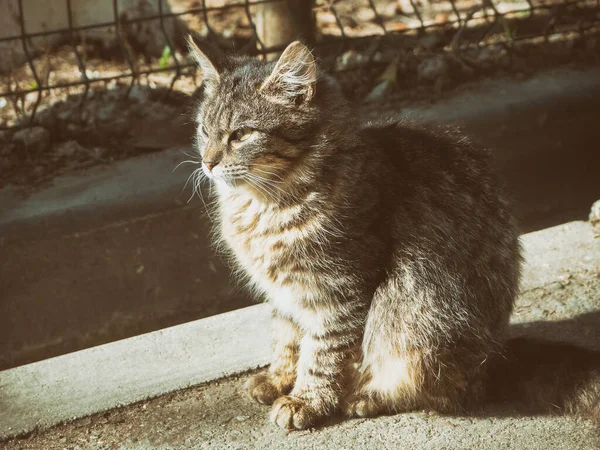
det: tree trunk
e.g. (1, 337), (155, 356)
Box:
(254, 0), (315, 60)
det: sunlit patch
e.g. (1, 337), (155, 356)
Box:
(367, 357), (412, 394)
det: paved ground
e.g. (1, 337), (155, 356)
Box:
(3, 371), (597, 450)
(2, 221), (599, 449)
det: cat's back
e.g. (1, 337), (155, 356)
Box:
(358, 118), (520, 276)
(359, 119), (496, 193)
(359, 119), (513, 223)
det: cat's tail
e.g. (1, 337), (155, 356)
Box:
(487, 337), (600, 424)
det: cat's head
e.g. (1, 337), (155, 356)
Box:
(189, 38), (345, 199)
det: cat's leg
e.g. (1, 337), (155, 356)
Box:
(342, 278), (422, 418)
(343, 338), (421, 418)
(246, 312), (300, 405)
(345, 277), (497, 418)
(270, 305), (364, 430)
(346, 342), (487, 418)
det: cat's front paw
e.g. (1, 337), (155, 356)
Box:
(245, 373), (286, 405)
(270, 395), (323, 430)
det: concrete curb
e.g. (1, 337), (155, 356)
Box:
(1, 220), (598, 440)
(0, 304), (271, 439)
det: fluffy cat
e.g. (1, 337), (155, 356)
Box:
(188, 37), (600, 430)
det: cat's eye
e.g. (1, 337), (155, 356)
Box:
(229, 127), (254, 146)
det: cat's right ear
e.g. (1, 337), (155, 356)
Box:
(187, 35), (220, 95)
(260, 41), (317, 105)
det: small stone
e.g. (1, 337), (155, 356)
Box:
(111, 117), (131, 136)
(55, 140), (85, 157)
(0, 156), (12, 171)
(1, 142), (16, 157)
(235, 415), (250, 422)
(81, 109), (93, 125)
(336, 50), (363, 70)
(86, 113), (96, 126)
(12, 126), (51, 154)
(382, 1), (400, 15)
(589, 200), (600, 225)
(364, 79), (393, 103)
(0, 97), (7, 109)
(57, 109), (73, 122)
(586, 37), (598, 51)
(89, 147), (109, 160)
(537, 112), (548, 128)
(356, 7), (375, 22)
(0, 130), (12, 143)
(417, 55), (449, 82)
(96, 103), (116, 122)
(477, 45), (507, 62)
(129, 85), (149, 103)
(418, 34), (442, 50)
(36, 108), (57, 128)
(66, 123), (80, 133)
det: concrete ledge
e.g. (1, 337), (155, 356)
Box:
(0, 304), (271, 439)
(1, 220), (599, 440)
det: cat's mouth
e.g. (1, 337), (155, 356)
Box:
(202, 163), (250, 188)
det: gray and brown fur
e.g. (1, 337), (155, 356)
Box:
(188, 38), (600, 429)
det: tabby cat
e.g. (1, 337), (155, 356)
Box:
(188, 38), (600, 430)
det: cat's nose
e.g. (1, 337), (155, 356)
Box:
(204, 161), (218, 171)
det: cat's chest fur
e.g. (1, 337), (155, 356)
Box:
(217, 188), (324, 310)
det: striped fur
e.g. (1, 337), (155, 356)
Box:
(189, 40), (599, 430)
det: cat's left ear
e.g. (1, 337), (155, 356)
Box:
(260, 41), (317, 104)
(187, 35), (221, 95)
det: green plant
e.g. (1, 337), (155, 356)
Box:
(160, 46), (171, 69)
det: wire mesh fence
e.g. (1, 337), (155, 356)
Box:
(0, 0), (599, 130)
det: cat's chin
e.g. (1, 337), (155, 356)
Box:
(209, 177), (232, 193)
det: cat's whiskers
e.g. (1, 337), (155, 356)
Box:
(249, 164), (285, 182)
(186, 167), (215, 220)
(173, 159), (201, 173)
(245, 173), (283, 198)
(182, 167), (201, 198)
(243, 175), (277, 204)
(247, 173), (307, 209)
(247, 173), (287, 196)
(250, 170), (294, 194)
(180, 148), (202, 160)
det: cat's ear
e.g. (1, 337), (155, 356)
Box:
(187, 35), (220, 94)
(260, 41), (317, 104)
